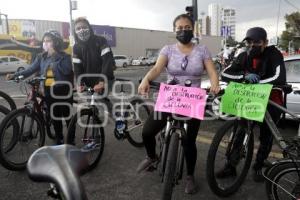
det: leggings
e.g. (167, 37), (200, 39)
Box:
(142, 111), (201, 176)
(44, 86), (72, 143)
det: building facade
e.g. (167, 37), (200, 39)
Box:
(208, 3), (222, 37)
(221, 7), (236, 39)
(0, 19), (222, 63)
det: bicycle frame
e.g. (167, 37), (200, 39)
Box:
(264, 100), (300, 151)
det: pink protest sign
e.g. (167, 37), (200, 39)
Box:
(154, 83), (207, 120)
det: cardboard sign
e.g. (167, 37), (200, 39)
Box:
(221, 82), (273, 122)
(154, 83), (207, 120)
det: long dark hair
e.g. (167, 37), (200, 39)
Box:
(172, 14), (194, 31)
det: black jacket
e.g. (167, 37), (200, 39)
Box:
(73, 28), (115, 87)
(221, 45), (286, 85)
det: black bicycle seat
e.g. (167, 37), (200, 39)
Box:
(27, 145), (88, 200)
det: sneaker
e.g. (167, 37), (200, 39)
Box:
(81, 141), (98, 152)
(263, 160), (272, 168)
(185, 176), (197, 194)
(253, 169), (264, 182)
(215, 164), (237, 179)
(136, 157), (158, 173)
(55, 139), (64, 145)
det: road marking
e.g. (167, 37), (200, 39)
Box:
(196, 135), (283, 159)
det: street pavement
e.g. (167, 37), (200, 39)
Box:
(0, 66), (299, 200)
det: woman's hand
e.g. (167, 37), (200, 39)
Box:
(209, 84), (221, 95)
(138, 79), (150, 96)
(6, 74), (14, 81)
(93, 81), (105, 93)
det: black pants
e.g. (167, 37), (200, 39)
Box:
(228, 103), (282, 170)
(142, 111), (201, 176)
(44, 86), (72, 143)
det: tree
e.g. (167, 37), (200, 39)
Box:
(279, 12), (300, 51)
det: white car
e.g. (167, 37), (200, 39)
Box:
(132, 56), (148, 66)
(0, 56), (29, 73)
(114, 55), (130, 68)
(284, 55), (300, 119)
(147, 56), (157, 66)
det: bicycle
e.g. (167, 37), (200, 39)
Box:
(206, 84), (300, 197)
(0, 76), (56, 171)
(144, 79), (213, 200)
(264, 126), (300, 200)
(66, 78), (150, 172)
(27, 144), (89, 200)
(0, 90), (17, 111)
(0, 90), (17, 124)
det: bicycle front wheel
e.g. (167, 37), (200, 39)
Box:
(66, 108), (105, 172)
(265, 162), (300, 200)
(0, 90), (17, 111)
(0, 108), (45, 171)
(161, 130), (179, 200)
(125, 98), (150, 148)
(206, 119), (254, 197)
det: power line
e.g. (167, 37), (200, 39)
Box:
(284, 0), (300, 11)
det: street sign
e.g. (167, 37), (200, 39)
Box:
(221, 26), (231, 37)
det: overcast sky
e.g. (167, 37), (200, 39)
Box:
(0, 0), (299, 41)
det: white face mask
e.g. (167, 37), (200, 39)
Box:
(43, 41), (53, 52)
(75, 28), (91, 42)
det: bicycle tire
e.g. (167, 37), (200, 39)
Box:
(161, 130), (179, 200)
(0, 107), (45, 170)
(66, 108), (105, 172)
(126, 98), (150, 148)
(0, 105), (19, 153)
(0, 90), (17, 111)
(45, 120), (56, 140)
(206, 120), (254, 197)
(265, 162), (300, 200)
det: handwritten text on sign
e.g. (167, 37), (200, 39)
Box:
(221, 82), (273, 122)
(154, 83), (207, 120)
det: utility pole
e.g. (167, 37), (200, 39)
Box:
(0, 11), (9, 35)
(192, 0), (198, 22)
(69, 0), (77, 46)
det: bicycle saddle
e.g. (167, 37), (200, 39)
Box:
(27, 145), (88, 200)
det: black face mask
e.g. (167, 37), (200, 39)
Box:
(248, 46), (263, 58)
(176, 30), (194, 44)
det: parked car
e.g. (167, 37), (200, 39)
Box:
(201, 55), (300, 119)
(114, 55), (130, 68)
(284, 55), (300, 119)
(132, 56), (148, 66)
(0, 56), (29, 73)
(147, 56), (157, 66)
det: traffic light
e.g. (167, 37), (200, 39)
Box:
(185, 6), (194, 21)
(185, 0), (198, 22)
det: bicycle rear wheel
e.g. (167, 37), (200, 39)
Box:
(265, 162), (300, 200)
(66, 108), (105, 172)
(206, 119), (254, 197)
(161, 130), (179, 200)
(125, 98), (150, 148)
(0, 108), (45, 170)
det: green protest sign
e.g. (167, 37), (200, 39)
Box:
(221, 82), (273, 122)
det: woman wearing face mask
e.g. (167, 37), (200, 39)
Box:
(6, 30), (74, 145)
(136, 14), (220, 194)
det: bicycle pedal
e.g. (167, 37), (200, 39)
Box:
(146, 165), (157, 172)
